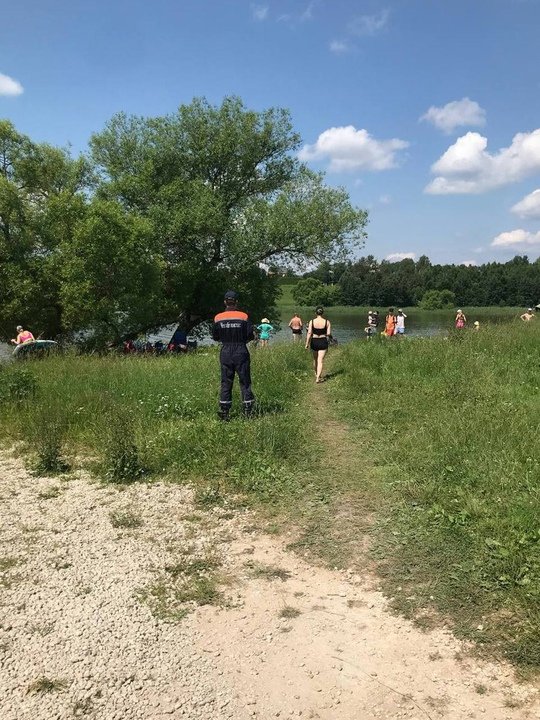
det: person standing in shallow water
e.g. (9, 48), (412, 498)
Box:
(395, 309), (407, 336)
(256, 318), (273, 347)
(212, 290), (255, 421)
(385, 308), (397, 337)
(455, 309), (467, 329)
(305, 307), (331, 383)
(288, 313), (303, 342)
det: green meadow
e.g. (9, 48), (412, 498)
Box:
(0, 320), (539, 668)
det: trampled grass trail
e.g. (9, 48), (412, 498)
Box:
(309, 326), (540, 673)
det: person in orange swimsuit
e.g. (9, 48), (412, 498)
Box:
(385, 309), (397, 337)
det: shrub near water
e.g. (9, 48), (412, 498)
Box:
(334, 324), (540, 667)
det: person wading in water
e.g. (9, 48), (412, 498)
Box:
(288, 313), (303, 341)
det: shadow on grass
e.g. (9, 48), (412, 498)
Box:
(322, 369), (344, 382)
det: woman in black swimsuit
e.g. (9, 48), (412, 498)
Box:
(305, 307), (332, 383)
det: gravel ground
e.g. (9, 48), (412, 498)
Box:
(1, 454), (539, 720)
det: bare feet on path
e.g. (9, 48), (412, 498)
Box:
(1, 453), (539, 720)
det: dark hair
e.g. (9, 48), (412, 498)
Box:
(388, 307), (394, 313)
(315, 307), (324, 316)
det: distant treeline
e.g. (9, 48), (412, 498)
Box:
(287, 255), (540, 307)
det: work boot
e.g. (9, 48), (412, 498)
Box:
(242, 403), (255, 419)
(217, 409), (230, 422)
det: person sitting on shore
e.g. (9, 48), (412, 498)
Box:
(520, 308), (535, 322)
(11, 325), (35, 346)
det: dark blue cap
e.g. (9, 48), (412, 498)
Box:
(224, 290), (238, 300)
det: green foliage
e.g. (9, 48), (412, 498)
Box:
(59, 199), (163, 346)
(0, 368), (37, 401)
(102, 408), (145, 483)
(418, 288), (456, 309)
(33, 424), (70, 475)
(336, 254), (540, 308)
(88, 97), (365, 337)
(140, 550), (223, 620)
(0, 347), (310, 503)
(1, 102), (366, 346)
(292, 277), (343, 307)
(0, 120), (89, 341)
(109, 511), (143, 529)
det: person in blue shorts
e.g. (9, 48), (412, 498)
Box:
(395, 309), (407, 335)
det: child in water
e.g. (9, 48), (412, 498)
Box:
(256, 318), (273, 347)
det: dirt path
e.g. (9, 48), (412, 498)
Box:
(1, 418), (539, 719)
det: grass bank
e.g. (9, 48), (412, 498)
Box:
(0, 346), (314, 506)
(332, 324), (540, 669)
(1, 324), (540, 669)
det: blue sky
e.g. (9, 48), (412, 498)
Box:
(2, 0), (540, 265)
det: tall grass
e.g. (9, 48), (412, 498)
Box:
(334, 324), (540, 667)
(0, 345), (312, 502)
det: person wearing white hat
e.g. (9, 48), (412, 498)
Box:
(256, 318), (274, 347)
(520, 308), (535, 322)
(455, 309), (466, 329)
(396, 309), (408, 335)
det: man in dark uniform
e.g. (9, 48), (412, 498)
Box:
(212, 290), (256, 420)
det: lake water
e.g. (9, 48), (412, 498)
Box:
(0, 309), (519, 361)
(274, 308), (517, 344)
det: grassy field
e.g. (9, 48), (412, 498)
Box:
(0, 346), (314, 505)
(332, 324), (540, 669)
(1, 321), (539, 668)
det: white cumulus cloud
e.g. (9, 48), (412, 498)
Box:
(491, 229), (540, 248)
(386, 252), (416, 262)
(349, 9), (390, 36)
(511, 189), (540, 220)
(329, 40), (350, 53)
(0, 72), (23, 96)
(420, 98), (486, 134)
(299, 125), (408, 172)
(251, 4), (268, 21)
(425, 129), (540, 194)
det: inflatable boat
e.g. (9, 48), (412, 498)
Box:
(13, 340), (58, 359)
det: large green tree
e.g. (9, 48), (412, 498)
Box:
(0, 120), (89, 340)
(89, 97), (367, 332)
(1, 98), (367, 345)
